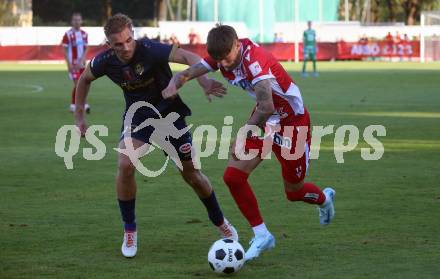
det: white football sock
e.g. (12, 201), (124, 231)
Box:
(252, 223), (269, 237)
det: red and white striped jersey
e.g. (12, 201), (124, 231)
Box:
(201, 38), (305, 127)
(61, 28), (88, 65)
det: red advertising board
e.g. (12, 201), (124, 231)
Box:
(0, 41), (420, 61)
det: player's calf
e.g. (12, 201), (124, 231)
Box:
(284, 181), (326, 205)
(223, 167), (264, 227)
(181, 162), (239, 240)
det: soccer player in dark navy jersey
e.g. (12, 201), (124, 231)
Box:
(74, 14), (237, 258)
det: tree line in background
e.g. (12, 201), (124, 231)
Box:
(31, 0), (186, 26)
(32, 0), (155, 26)
(339, 0), (440, 25)
(0, 0), (20, 25)
(0, 0), (439, 26)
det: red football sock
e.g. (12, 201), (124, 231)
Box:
(285, 182), (326, 205)
(223, 167), (263, 227)
(71, 86), (76, 105)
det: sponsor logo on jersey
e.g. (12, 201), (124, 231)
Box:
(121, 77), (154, 91)
(249, 61), (262, 76)
(273, 132), (292, 149)
(134, 63), (144, 76)
(179, 143), (192, 154)
(122, 66), (135, 81)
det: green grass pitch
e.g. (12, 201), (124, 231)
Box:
(0, 62), (439, 278)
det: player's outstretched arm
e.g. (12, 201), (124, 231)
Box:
(246, 79), (275, 129)
(165, 48), (226, 101)
(75, 63), (96, 136)
(168, 47), (210, 83)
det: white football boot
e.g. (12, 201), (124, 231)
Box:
(217, 218), (238, 241)
(318, 187), (336, 226)
(121, 230), (137, 258)
(245, 232), (276, 261)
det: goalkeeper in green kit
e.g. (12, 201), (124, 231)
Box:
(302, 21), (318, 77)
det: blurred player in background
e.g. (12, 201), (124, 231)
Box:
(302, 20), (318, 77)
(75, 14), (237, 258)
(162, 24), (336, 261)
(188, 28), (201, 45)
(62, 12), (90, 113)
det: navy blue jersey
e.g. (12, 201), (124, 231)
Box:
(90, 38), (191, 117)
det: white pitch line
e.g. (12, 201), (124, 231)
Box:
(25, 84), (44, 93)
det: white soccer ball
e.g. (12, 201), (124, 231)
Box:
(208, 238), (245, 275)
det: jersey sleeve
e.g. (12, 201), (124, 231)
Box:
(89, 53), (106, 78)
(200, 55), (219, 72)
(246, 47), (275, 86)
(62, 33), (69, 47)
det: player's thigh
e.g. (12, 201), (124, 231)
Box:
(303, 48), (311, 60)
(283, 179), (304, 192)
(273, 143), (309, 189)
(227, 137), (264, 174)
(118, 109), (156, 161)
(163, 117), (201, 179)
(167, 117), (193, 162)
(227, 155), (262, 174)
(303, 51), (308, 61)
(117, 137), (151, 169)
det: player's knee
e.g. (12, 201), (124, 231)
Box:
(284, 180), (303, 192)
(223, 167), (248, 188)
(284, 180), (304, 201)
(222, 171), (234, 187)
(118, 156), (135, 177)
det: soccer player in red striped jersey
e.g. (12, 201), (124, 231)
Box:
(62, 12), (90, 113)
(162, 24), (336, 261)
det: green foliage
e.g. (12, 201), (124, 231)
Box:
(339, 0), (440, 24)
(0, 0), (19, 26)
(32, 0), (156, 26)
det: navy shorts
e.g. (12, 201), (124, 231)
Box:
(120, 113), (193, 161)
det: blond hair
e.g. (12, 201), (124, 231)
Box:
(104, 13), (133, 37)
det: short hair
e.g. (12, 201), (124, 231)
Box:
(72, 12), (82, 18)
(207, 24), (238, 60)
(104, 13), (133, 37)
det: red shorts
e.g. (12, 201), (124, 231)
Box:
(245, 111), (311, 184)
(69, 67), (85, 81)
